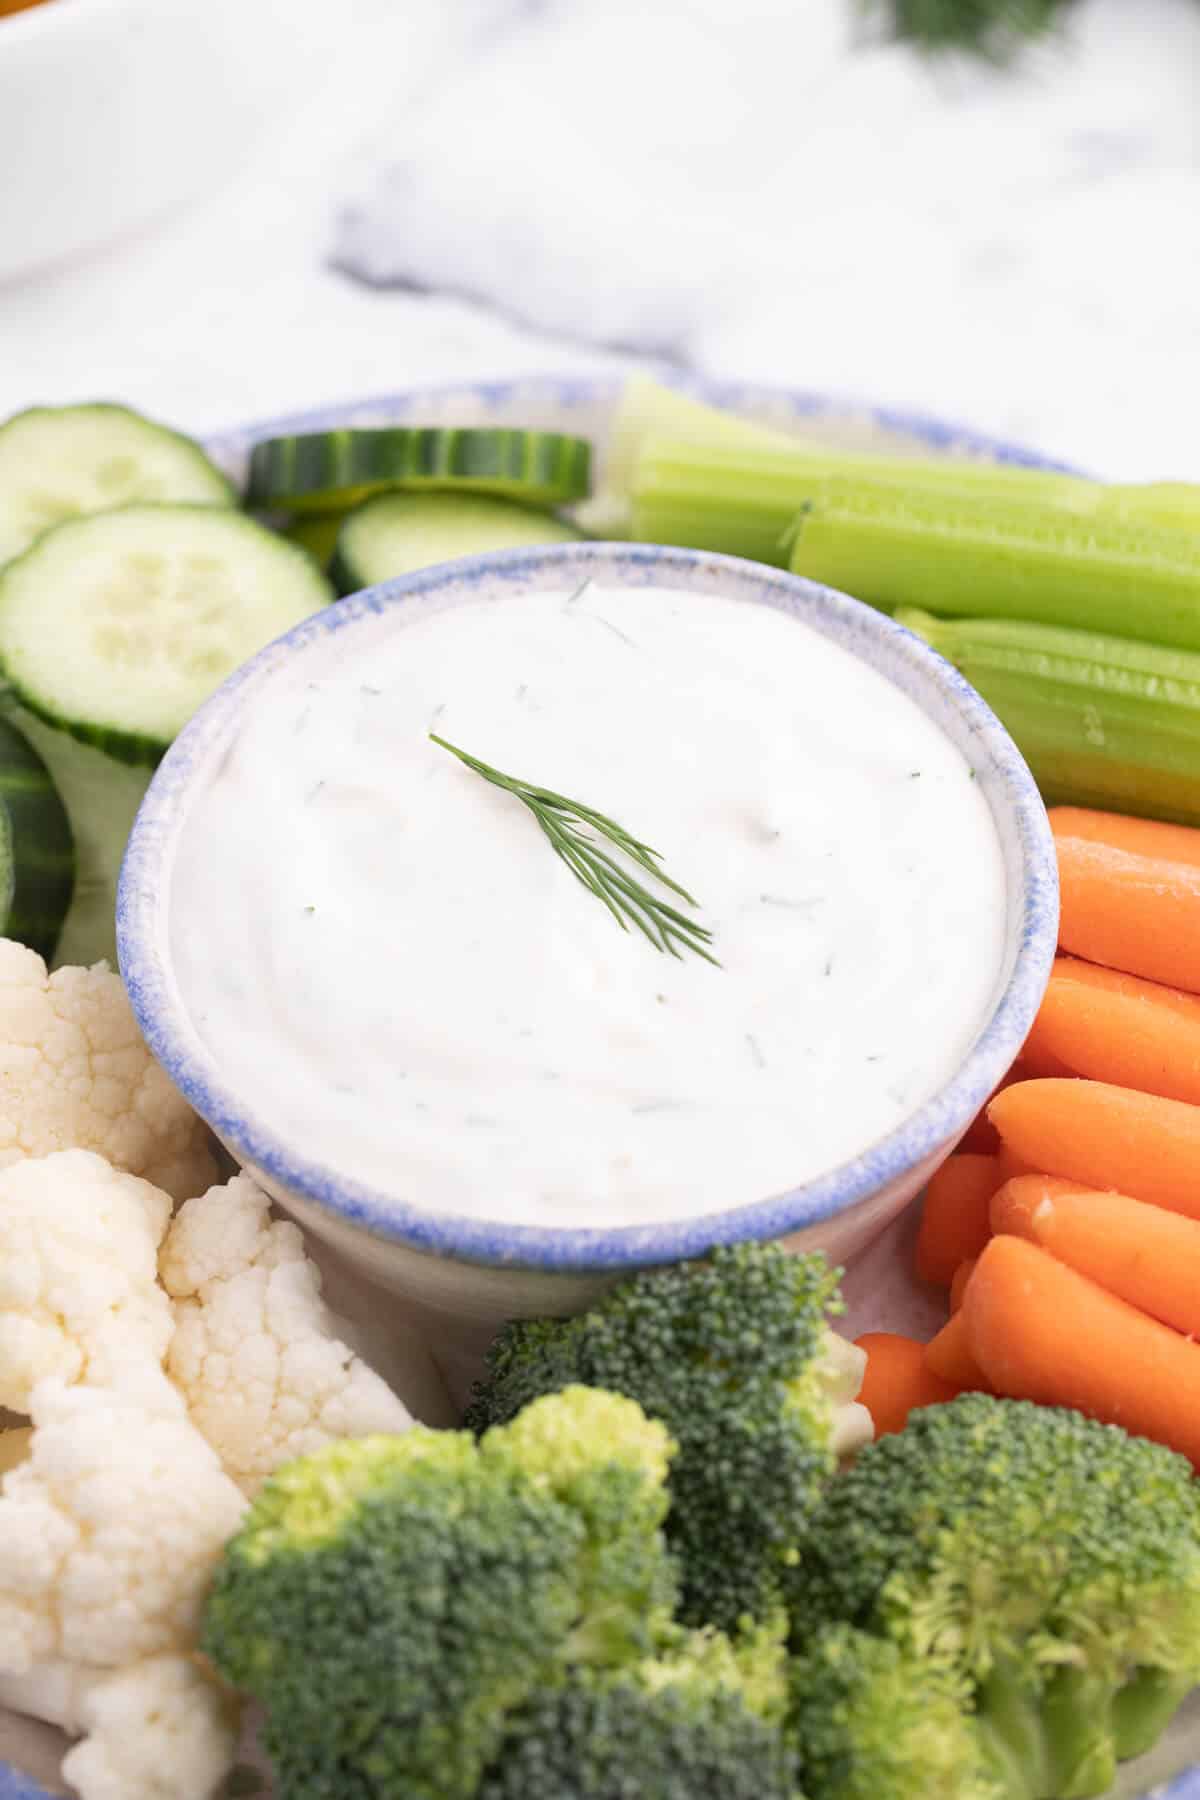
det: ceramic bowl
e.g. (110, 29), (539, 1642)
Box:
(119, 534), (1057, 1360)
(0, 0), (333, 284)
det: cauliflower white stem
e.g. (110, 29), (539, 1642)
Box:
(0, 1150), (174, 1413)
(162, 1173), (417, 1494)
(0, 941), (216, 1203)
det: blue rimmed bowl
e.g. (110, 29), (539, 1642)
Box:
(118, 534), (1057, 1358)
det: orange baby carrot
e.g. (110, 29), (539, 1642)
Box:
(992, 1176), (1200, 1339)
(958, 1064), (1029, 1153)
(994, 1142), (1039, 1188)
(989, 1173), (1082, 1239)
(959, 1109), (1001, 1156)
(854, 1332), (957, 1437)
(1022, 955), (1200, 1105)
(1051, 811), (1200, 993)
(914, 1154), (1000, 1287)
(923, 1310), (991, 1392)
(1014, 1039), (1077, 1081)
(949, 1257), (978, 1314)
(989, 1078), (1200, 1221)
(1050, 805), (1200, 870)
(963, 1234), (1200, 1466)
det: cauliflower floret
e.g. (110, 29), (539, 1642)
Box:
(0, 1654), (238, 1800)
(161, 1174), (416, 1494)
(0, 1151), (175, 1413)
(0, 1379), (246, 1675)
(0, 940), (216, 1202)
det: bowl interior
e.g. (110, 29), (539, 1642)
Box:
(119, 534), (1057, 1273)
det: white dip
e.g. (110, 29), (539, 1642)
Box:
(169, 582), (1007, 1228)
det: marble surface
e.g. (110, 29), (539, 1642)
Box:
(0, 0), (1197, 479)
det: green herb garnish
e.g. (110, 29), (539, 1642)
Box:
(867, 0), (1075, 55)
(430, 733), (719, 965)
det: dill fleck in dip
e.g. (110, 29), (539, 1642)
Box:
(169, 582), (1006, 1227)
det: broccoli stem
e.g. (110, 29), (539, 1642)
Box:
(972, 1664), (1050, 1800)
(1039, 1667), (1117, 1799)
(971, 1663), (1119, 1800)
(1111, 1667), (1197, 1763)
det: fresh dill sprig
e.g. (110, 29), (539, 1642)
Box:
(864, 0), (1075, 55)
(430, 732), (719, 966)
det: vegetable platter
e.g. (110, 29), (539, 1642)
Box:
(2, 373), (1200, 1800)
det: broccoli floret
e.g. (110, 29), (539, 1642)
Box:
(788, 1623), (1001, 1800)
(475, 1583), (801, 1795)
(787, 1393), (1200, 1799)
(465, 1243), (870, 1631)
(646, 1609), (793, 1727)
(475, 1666), (802, 1798)
(203, 1387), (678, 1800)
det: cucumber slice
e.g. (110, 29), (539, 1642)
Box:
(0, 711), (74, 963)
(0, 505), (334, 764)
(4, 703), (149, 967)
(246, 427), (592, 515)
(0, 403), (234, 567)
(281, 510), (348, 569)
(331, 491), (582, 593)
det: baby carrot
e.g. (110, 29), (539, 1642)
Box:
(988, 1078), (1200, 1221)
(1050, 805), (1200, 869)
(914, 1154), (1000, 1287)
(1022, 955), (1200, 1105)
(1014, 1039), (1076, 1081)
(949, 1257), (978, 1314)
(994, 1142), (1039, 1187)
(1052, 812), (1200, 993)
(855, 1332), (957, 1437)
(959, 1109), (1000, 1155)
(963, 1234), (1200, 1466)
(992, 1176), (1200, 1339)
(989, 1173), (1081, 1239)
(959, 1063), (1031, 1153)
(923, 1310), (991, 1392)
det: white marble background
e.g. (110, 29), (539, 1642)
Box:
(1, 0), (1199, 476)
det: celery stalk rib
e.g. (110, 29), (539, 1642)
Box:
(791, 480), (1200, 650)
(897, 609), (1200, 826)
(630, 439), (1089, 569)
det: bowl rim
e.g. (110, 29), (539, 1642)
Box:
(118, 537), (1059, 1272)
(201, 369), (1085, 478)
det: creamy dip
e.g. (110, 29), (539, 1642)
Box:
(169, 582), (1007, 1228)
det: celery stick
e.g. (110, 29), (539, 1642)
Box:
(789, 477), (1200, 649)
(586, 376), (805, 536)
(631, 439), (1089, 569)
(898, 607), (1200, 826)
(1096, 482), (1200, 536)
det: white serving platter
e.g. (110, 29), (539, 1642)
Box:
(3, 372), (1195, 1800)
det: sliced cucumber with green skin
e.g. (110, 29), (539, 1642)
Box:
(0, 504), (334, 764)
(5, 702), (150, 967)
(0, 403), (234, 568)
(0, 712), (74, 963)
(281, 510), (348, 569)
(331, 491), (582, 594)
(246, 427), (592, 515)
